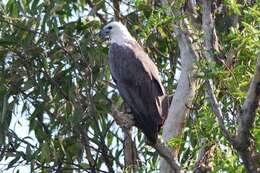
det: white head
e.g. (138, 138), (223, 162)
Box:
(99, 21), (135, 44)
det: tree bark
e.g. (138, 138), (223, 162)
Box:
(160, 1), (199, 172)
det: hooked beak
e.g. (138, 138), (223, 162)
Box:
(98, 28), (109, 39)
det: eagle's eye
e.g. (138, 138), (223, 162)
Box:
(107, 26), (112, 30)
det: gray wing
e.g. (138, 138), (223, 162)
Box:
(109, 42), (168, 143)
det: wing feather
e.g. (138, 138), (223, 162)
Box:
(109, 42), (168, 143)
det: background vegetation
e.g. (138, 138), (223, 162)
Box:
(0, 0), (259, 172)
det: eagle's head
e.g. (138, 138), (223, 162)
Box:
(99, 21), (134, 44)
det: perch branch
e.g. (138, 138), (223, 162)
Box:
(110, 105), (183, 172)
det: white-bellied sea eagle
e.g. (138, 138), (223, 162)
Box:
(99, 21), (168, 144)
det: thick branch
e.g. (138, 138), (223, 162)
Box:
(110, 106), (137, 171)
(159, 1), (199, 173)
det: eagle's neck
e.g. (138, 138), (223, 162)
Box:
(110, 30), (135, 45)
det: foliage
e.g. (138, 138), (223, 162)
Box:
(0, 0), (259, 172)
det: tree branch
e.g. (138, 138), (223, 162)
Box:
(110, 106), (183, 172)
(151, 141), (183, 173)
(113, 0), (121, 21)
(194, 138), (215, 173)
(236, 53), (260, 148)
(205, 80), (235, 145)
(159, 1), (199, 172)
(201, 1), (260, 171)
(202, 0), (214, 62)
(122, 128), (138, 172)
(234, 53), (260, 172)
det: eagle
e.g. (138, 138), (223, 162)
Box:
(99, 21), (168, 144)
